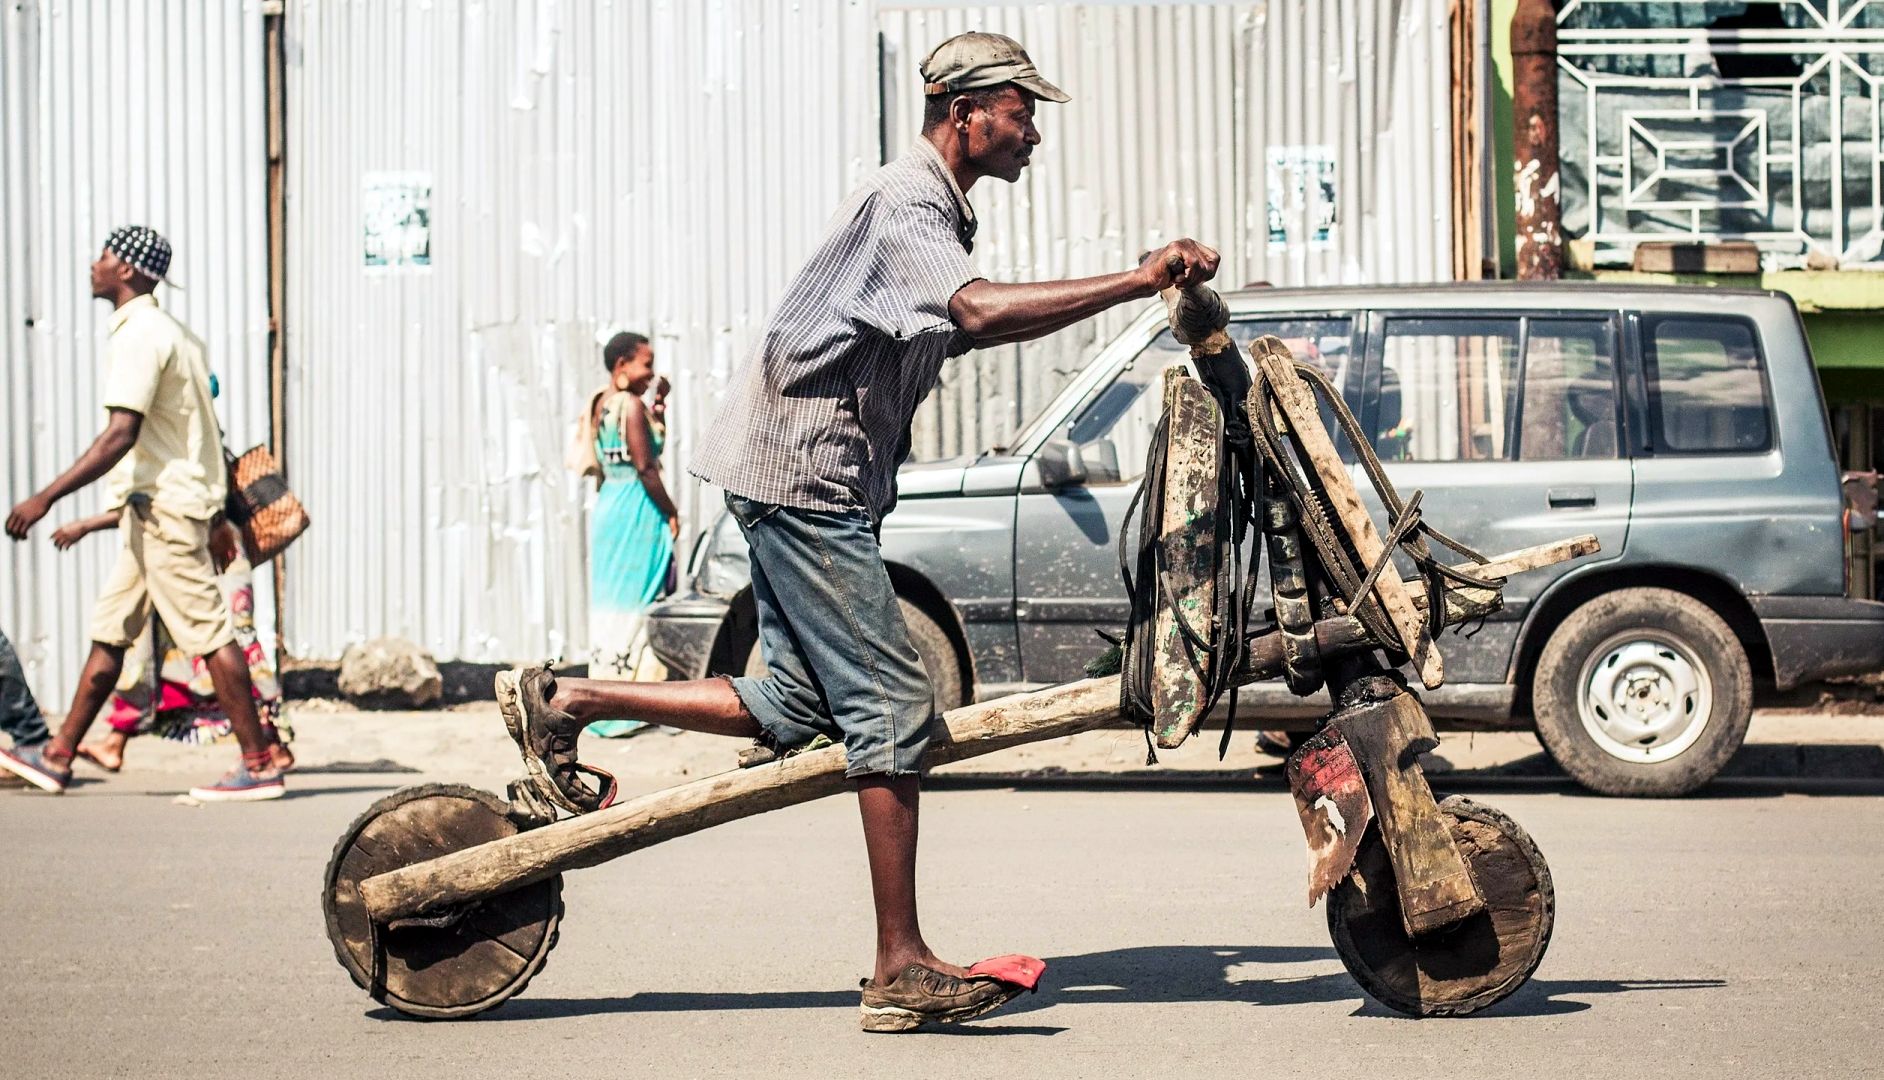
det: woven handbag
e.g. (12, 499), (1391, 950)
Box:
(223, 444), (310, 563)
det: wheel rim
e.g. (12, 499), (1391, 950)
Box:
(1574, 631), (1713, 763)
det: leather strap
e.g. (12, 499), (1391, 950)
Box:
(243, 473), (291, 510)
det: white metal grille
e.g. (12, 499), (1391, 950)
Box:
(1557, 0), (1884, 268)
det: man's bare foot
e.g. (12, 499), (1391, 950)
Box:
(75, 732), (128, 772)
(269, 741), (296, 773)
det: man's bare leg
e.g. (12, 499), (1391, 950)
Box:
(548, 675), (761, 738)
(47, 641), (127, 760)
(858, 775), (966, 983)
(201, 641), (270, 758)
(551, 676), (967, 981)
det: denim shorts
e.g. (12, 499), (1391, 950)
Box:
(724, 493), (935, 778)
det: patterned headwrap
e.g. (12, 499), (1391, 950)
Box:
(104, 225), (177, 288)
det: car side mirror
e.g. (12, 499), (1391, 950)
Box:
(1035, 439), (1089, 489)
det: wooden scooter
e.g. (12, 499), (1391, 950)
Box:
(321, 279), (1588, 1021)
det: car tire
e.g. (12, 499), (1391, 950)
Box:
(743, 598), (966, 712)
(1531, 587), (1752, 797)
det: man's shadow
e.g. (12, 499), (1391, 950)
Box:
(411, 943), (1723, 1026)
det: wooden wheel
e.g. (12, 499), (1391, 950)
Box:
(1327, 795), (1554, 1017)
(323, 784), (563, 1019)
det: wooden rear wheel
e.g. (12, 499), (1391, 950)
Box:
(1327, 795), (1554, 1017)
(323, 784), (563, 1019)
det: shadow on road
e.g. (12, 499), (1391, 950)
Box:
(411, 943), (1723, 1026)
(293, 759), (422, 775)
(3, 780), (402, 800)
(278, 783), (405, 800)
(928, 743), (1884, 798)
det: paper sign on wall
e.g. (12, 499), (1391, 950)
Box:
(363, 172), (433, 270)
(1267, 146), (1338, 252)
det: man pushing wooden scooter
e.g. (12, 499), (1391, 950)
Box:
(321, 255), (1591, 1025)
(322, 35), (1590, 1029)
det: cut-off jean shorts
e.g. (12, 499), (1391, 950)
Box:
(724, 493), (935, 778)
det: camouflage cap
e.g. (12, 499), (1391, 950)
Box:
(920, 31), (1069, 104)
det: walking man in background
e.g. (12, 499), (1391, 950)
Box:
(0, 627), (51, 787)
(3, 227), (286, 802)
(496, 33), (1217, 1030)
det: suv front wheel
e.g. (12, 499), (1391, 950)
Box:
(1532, 587), (1752, 797)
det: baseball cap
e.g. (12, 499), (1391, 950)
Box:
(920, 32), (1069, 104)
(103, 225), (180, 289)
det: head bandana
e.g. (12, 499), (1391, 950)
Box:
(104, 226), (177, 288)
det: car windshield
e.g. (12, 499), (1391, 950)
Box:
(997, 310), (1356, 455)
(997, 362), (1112, 455)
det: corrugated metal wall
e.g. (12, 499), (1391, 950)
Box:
(1, 0), (273, 706)
(886, 0), (1455, 458)
(281, 0), (1456, 667)
(882, 3), (1248, 460)
(282, 0), (880, 664)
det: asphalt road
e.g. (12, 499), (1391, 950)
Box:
(3, 764), (1881, 1080)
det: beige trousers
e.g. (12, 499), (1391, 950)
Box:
(89, 498), (236, 658)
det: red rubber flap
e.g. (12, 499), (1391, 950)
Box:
(966, 954), (1046, 991)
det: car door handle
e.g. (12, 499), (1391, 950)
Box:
(1547, 487), (1597, 509)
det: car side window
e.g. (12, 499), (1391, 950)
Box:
(1640, 315), (1772, 454)
(1518, 319), (1619, 461)
(1056, 330), (1192, 484)
(1058, 318), (1355, 484)
(1377, 317), (1522, 461)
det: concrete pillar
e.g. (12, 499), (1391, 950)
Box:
(1511, 0), (1562, 280)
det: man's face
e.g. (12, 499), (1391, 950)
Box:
(965, 87), (1040, 183)
(91, 248), (129, 298)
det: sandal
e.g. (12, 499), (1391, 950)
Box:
(495, 664), (618, 816)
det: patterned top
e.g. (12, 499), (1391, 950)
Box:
(690, 139), (979, 521)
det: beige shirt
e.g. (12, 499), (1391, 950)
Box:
(100, 294), (227, 520)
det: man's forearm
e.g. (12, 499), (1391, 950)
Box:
(968, 306), (1096, 348)
(949, 270), (1151, 346)
(38, 432), (135, 506)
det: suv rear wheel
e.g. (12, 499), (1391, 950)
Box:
(744, 598), (966, 712)
(1532, 587), (1752, 797)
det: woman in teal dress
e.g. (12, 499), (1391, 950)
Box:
(584, 332), (679, 736)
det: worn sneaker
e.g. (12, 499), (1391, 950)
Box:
(858, 964), (1028, 1033)
(188, 762), (285, 802)
(0, 742), (72, 794)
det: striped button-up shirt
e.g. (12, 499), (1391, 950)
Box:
(690, 139), (979, 521)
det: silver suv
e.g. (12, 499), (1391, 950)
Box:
(650, 284), (1884, 796)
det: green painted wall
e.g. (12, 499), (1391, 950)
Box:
(1805, 313), (1881, 370)
(1805, 314), (1884, 404)
(1490, 0), (1519, 276)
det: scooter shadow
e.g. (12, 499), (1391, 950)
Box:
(1032, 942), (1725, 1017)
(996, 944), (1725, 1019)
(431, 943), (1722, 1024)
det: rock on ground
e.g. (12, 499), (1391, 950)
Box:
(336, 638), (443, 708)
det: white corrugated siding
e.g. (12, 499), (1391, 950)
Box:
(886, 0), (1456, 457)
(282, 0), (880, 664)
(0, 1), (273, 706)
(282, 0), (1455, 667)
